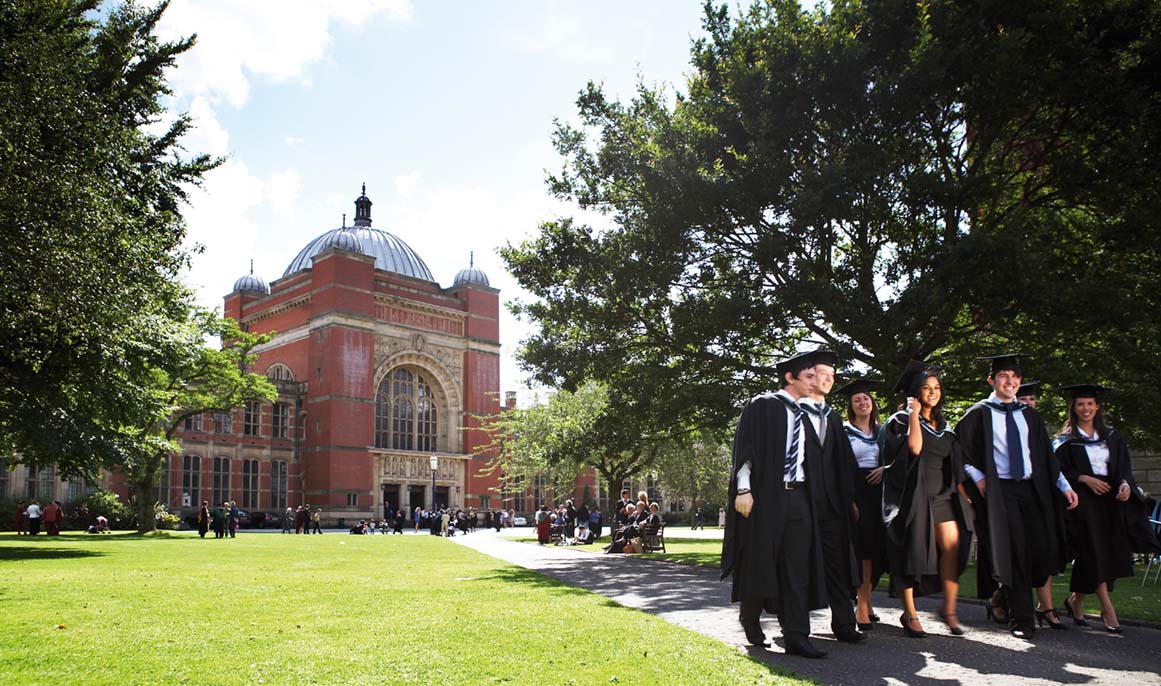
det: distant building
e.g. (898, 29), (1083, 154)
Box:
(156, 186), (502, 524)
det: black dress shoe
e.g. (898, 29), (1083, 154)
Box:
(834, 626), (868, 643)
(739, 617), (770, 646)
(784, 638), (827, 659)
(1010, 626), (1035, 640)
(857, 621), (874, 631)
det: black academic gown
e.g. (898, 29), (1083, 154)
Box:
(814, 406), (860, 594)
(721, 393), (826, 609)
(1055, 430), (1161, 592)
(955, 402), (1068, 595)
(881, 412), (972, 596)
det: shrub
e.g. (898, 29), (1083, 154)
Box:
(153, 502), (181, 530)
(67, 489), (134, 530)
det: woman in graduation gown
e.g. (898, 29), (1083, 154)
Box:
(1056, 384), (1161, 633)
(838, 378), (887, 630)
(881, 362), (972, 637)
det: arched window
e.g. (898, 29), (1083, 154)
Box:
(375, 367), (438, 452)
(266, 364), (294, 381)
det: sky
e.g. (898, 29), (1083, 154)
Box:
(154, 0), (711, 405)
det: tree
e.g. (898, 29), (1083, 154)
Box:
(479, 381), (661, 500)
(121, 308), (276, 532)
(504, 0), (1161, 443)
(0, 0), (219, 470)
(649, 430), (732, 513)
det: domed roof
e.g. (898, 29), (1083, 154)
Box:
(453, 252), (490, 288)
(316, 228), (363, 254)
(233, 272), (270, 295)
(283, 186), (434, 282)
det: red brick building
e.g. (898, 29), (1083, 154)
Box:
(160, 186), (502, 524)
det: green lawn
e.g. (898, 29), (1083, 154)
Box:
(524, 536), (1161, 623)
(0, 533), (807, 686)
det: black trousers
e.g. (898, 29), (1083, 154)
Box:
(997, 479), (1049, 631)
(817, 508), (856, 631)
(741, 486), (815, 640)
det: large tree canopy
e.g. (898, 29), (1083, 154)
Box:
(504, 0), (1161, 442)
(0, 0), (218, 468)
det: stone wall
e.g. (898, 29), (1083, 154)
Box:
(1134, 451), (1161, 501)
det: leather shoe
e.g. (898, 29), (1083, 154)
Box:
(784, 637), (827, 659)
(834, 626), (867, 643)
(739, 616), (769, 647)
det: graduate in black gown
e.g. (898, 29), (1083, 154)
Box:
(721, 351), (827, 658)
(881, 362), (971, 637)
(956, 354), (1078, 639)
(798, 352), (865, 644)
(1055, 384), (1161, 633)
(837, 379), (887, 631)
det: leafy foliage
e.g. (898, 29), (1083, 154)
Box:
(504, 0), (1161, 443)
(0, 0), (220, 470)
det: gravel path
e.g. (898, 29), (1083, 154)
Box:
(452, 530), (1161, 686)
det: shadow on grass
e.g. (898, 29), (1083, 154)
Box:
(473, 567), (591, 598)
(0, 546), (105, 560)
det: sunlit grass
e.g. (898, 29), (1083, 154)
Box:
(0, 532), (809, 686)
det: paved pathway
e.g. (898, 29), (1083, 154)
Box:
(453, 530), (1161, 686)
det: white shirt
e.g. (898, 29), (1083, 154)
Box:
(1078, 427), (1111, 477)
(737, 390), (806, 489)
(26, 503), (41, 518)
(799, 398), (827, 448)
(962, 393), (1072, 493)
(844, 422), (880, 468)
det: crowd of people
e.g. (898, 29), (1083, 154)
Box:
(11, 498), (64, 536)
(602, 490), (663, 553)
(532, 499), (605, 546)
(195, 500), (245, 538)
(723, 350), (1161, 659)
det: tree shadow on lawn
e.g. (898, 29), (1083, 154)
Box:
(474, 566), (591, 598)
(0, 546), (104, 561)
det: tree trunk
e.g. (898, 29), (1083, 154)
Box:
(133, 480), (156, 533)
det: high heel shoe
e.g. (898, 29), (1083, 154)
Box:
(900, 613), (926, 638)
(1063, 595), (1090, 627)
(1100, 611), (1124, 634)
(938, 611), (965, 636)
(1034, 607), (1067, 630)
(857, 621), (874, 631)
(985, 601), (1008, 625)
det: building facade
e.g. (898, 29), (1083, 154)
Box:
(161, 187), (502, 525)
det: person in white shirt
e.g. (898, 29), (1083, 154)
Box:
(25, 499), (42, 535)
(956, 354), (1078, 640)
(1054, 384), (1159, 633)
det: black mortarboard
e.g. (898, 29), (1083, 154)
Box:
(893, 359), (941, 396)
(775, 351), (816, 378)
(836, 378), (877, 398)
(1059, 384), (1115, 399)
(1016, 381), (1041, 398)
(809, 349), (839, 368)
(978, 353), (1026, 375)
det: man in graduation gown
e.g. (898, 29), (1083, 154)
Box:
(956, 354), (1078, 639)
(798, 351), (865, 643)
(721, 351), (828, 658)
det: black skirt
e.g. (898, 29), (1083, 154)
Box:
(853, 467), (888, 586)
(1068, 477), (1134, 593)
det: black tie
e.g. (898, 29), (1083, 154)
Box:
(1000, 402), (1026, 480)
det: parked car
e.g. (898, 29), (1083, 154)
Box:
(512, 515), (528, 526)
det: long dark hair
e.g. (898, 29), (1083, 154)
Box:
(915, 371), (946, 430)
(845, 393), (881, 436)
(1061, 398), (1111, 440)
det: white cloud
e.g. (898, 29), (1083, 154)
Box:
(158, 0), (414, 107)
(284, 136), (305, 146)
(394, 171), (422, 198)
(265, 169), (301, 221)
(501, 13), (615, 64)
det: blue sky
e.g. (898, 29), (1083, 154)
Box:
(157, 1), (711, 403)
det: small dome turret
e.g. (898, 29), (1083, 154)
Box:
(233, 260), (270, 295)
(317, 227), (363, 254)
(453, 252), (490, 288)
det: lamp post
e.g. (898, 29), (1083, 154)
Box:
(429, 454), (438, 511)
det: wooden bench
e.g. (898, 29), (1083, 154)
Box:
(641, 522), (666, 553)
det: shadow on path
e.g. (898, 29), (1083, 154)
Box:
(454, 532), (1161, 686)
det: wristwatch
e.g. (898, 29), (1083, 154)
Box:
(736, 488), (751, 495)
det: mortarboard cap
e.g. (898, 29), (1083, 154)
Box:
(775, 351), (816, 378)
(893, 359), (941, 396)
(978, 353), (1026, 375)
(836, 378), (877, 398)
(1059, 384), (1114, 400)
(809, 349), (839, 368)
(1016, 381), (1041, 398)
